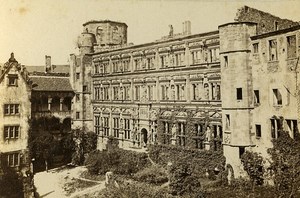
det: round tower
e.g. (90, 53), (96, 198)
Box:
(218, 22), (257, 178)
(82, 20), (127, 47)
(77, 29), (96, 54)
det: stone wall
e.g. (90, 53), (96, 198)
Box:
(235, 6), (299, 35)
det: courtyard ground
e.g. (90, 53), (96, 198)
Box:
(34, 165), (105, 198)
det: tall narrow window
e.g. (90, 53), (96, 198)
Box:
(254, 90), (260, 105)
(76, 112), (80, 119)
(225, 114), (230, 130)
(269, 39), (278, 61)
(273, 89), (282, 106)
(236, 88), (243, 100)
(287, 35), (297, 59)
(271, 118), (280, 138)
(255, 125), (262, 138)
(224, 56), (228, 67)
(253, 43), (259, 54)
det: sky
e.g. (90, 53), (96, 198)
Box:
(0, 0), (300, 65)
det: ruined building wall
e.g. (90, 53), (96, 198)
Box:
(235, 6), (299, 35)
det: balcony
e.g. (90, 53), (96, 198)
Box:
(32, 110), (71, 120)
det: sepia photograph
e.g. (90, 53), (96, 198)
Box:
(1, 0), (300, 197)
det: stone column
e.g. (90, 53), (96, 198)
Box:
(186, 75), (190, 102)
(156, 77), (159, 102)
(48, 97), (52, 111)
(109, 109), (113, 137)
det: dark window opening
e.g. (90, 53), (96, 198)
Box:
(256, 125), (261, 138)
(253, 43), (259, 53)
(273, 89), (282, 106)
(239, 147), (245, 158)
(237, 88), (243, 100)
(224, 56), (228, 67)
(254, 90), (260, 104)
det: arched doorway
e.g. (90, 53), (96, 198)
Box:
(141, 128), (148, 147)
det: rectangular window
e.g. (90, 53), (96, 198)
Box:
(76, 73), (80, 80)
(113, 87), (119, 100)
(4, 104), (20, 115)
(192, 50), (202, 64)
(94, 116), (100, 135)
(124, 119), (131, 140)
(103, 117), (109, 136)
(135, 86), (140, 100)
(254, 90), (260, 105)
(255, 125), (261, 138)
(113, 118), (120, 138)
(148, 85), (154, 101)
(271, 118), (280, 138)
(253, 43), (259, 54)
(236, 88), (243, 100)
(7, 75), (18, 86)
(4, 126), (20, 139)
(224, 56), (228, 67)
(6, 153), (20, 167)
(286, 119), (298, 138)
(269, 39), (278, 61)
(273, 89), (282, 106)
(124, 86), (130, 101)
(225, 114), (230, 130)
(177, 122), (186, 147)
(162, 122), (171, 144)
(161, 55), (168, 68)
(76, 112), (80, 119)
(104, 87), (109, 100)
(287, 35), (297, 59)
(83, 85), (87, 92)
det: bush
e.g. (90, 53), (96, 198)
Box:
(0, 167), (24, 198)
(168, 157), (202, 196)
(84, 148), (149, 175)
(99, 181), (173, 198)
(240, 151), (264, 190)
(148, 144), (226, 179)
(133, 165), (168, 185)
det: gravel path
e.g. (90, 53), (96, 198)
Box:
(34, 166), (105, 198)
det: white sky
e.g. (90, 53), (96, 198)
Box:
(0, 0), (300, 65)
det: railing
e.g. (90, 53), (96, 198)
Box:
(32, 111), (72, 119)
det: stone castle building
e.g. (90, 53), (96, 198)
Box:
(70, 6), (300, 179)
(0, 53), (74, 197)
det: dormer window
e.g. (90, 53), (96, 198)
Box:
(7, 74), (18, 86)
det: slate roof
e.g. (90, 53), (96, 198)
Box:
(30, 76), (73, 92)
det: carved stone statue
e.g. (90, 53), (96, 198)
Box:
(171, 124), (177, 138)
(169, 25), (174, 37)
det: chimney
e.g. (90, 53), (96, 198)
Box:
(183, 21), (191, 35)
(45, 55), (51, 73)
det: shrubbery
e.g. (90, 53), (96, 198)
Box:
(268, 130), (300, 198)
(0, 167), (24, 198)
(84, 148), (149, 175)
(148, 144), (226, 178)
(133, 165), (168, 185)
(99, 180), (172, 198)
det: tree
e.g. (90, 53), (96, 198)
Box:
(268, 130), (300, 198)
(241, 151), (264, 191)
